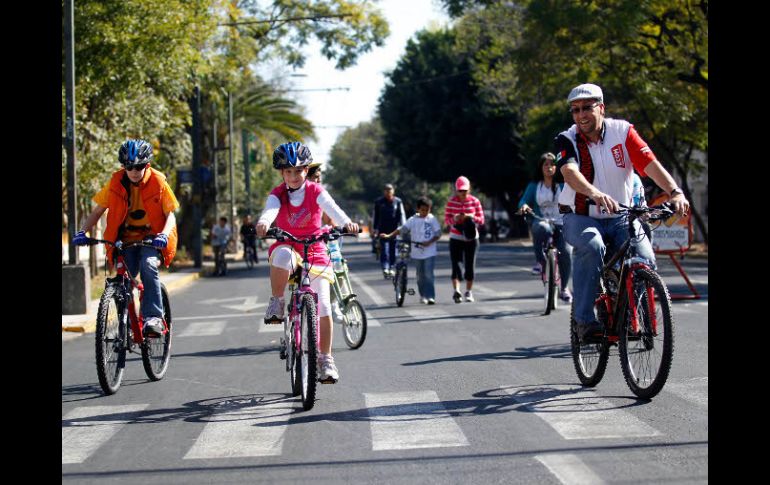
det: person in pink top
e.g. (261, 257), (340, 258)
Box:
(444, 176), (485, 303)
(256, 142), (359, 383)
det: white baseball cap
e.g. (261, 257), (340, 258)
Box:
(567, 83), (603, 104)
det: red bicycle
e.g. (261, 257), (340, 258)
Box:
(86, 237), (172, 395)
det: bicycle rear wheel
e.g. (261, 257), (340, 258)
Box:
(619, 267), (674, 399)
(543, 248), (558, 315)
(341, 299), (367, 349)
(142, 283), (172, 381)
(297, 294), (318, 410)
(245, 247), (255, 269)
(95, 285), (127, 395)
(395, 265), (407, 307)
(570, 302), (610, 387)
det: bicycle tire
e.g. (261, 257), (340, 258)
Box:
(95, 285), (127, 395)
(142, 283), (173, 381)
(395, 265), (406, 307)
(341, 299), (368, 349)
(297, 293), (318, 410)
(245, 247), (255, 269)
(618, 267), (674, 399)
(570, 302), (610, 387)
(544, 249), (558, 314)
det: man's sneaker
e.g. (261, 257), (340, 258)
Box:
(143, 316), (164, 336)
(464, 290), (474, 302)
(577, 321), (604, 342)
(264, 296), (285, 324)
(531, 264), (542, 276)
(318, 353), (339, 383)
(427, 298), (436, 305)
(383, 269), (390, 279)
(559, 288), (573, 303)
(453, 290), (462, 304)
(420, 297), (429, 304)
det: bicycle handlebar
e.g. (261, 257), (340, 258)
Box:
(83, 236), (160, 250)
(261, 226), (359, 245)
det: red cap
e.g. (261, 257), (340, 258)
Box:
(455, 176), (470, 191)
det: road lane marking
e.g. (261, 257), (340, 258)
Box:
(503, 385), (662, 439)
(365, 390), (469, 451)
(184, 398), (293, 459)
(349, 272), (388, 306)
(666, 377), (708, 408)
(176, 320), (227, 337)
(535, 453), (606, 485)
(62, 404), (149, 464)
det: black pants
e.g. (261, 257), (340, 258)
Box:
(449, 238), (479, 281)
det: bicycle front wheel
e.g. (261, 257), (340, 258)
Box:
(95, 285), (127, 395)
(544, 249), (558, 315)
(395, 265), (407, 307)
(142, 283), (172, 381)
(619, 267), (674, 399)
(341, 299), (368, 349)
(570, 302), (610, 387)
(297, 294), (318, 410)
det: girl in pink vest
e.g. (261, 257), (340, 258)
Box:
(256, 142), (359, 383)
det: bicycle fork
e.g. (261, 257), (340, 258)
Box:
(624, 262), (658, 335)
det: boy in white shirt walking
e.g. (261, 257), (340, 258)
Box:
(380, 197), (441, 304)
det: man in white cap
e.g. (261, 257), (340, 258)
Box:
(554, 83), (689, 341)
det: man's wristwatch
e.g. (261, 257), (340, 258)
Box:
(669, 187), (683, 197)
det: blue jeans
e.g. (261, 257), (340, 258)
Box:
(123, 246), (164, 319)
(379, 238), (397, 270)
(530, 220), (572, 291)
(562, 213), (655, 325)
(414, 257), (436, 299)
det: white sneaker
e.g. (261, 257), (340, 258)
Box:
(420, 297), (429, 304)
(464, 290), (474, 302)
(264, 296), (285, 323)
(427, 298), (436, 305)
(143, 316), (164, 335)
(318, 353), (339, 383)
(559, 288), (573, 303)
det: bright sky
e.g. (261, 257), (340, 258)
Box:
(259, 0), (450, 165)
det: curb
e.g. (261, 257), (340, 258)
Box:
(62, 268), (206, 335)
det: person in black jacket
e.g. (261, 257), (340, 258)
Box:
(372, 183), (406, 277)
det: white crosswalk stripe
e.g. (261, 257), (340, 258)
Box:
(365, 390), (469, 451)
(666, 377), (708, 408)
(184, 398), (294, 459)
(62, 404), (149, 464)
(535, 453), (606, 485)
(503, 385), (662, 439)
(176, 320), (227, 337)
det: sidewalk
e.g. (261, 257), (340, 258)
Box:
(62, 264), (212, 339)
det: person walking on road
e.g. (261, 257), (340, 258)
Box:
(372, 183), (406, 278)
(444, 176), (485, 303)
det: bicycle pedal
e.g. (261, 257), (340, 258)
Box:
(263, 318), (283, 325)
(318, 377), (338, 384)
(407, 289), (416, 295)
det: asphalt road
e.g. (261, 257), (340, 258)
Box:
(62, 238), (708, 484)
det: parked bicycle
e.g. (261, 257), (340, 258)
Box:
(571, 202), (676, 399)
(328, 240), (368, 349)
(86, 237), (172, 395)
(521, 208), (563, 315)
(261, 226), (358, 410)
(391, 239), (421, 307)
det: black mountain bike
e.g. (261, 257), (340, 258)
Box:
(391, 238), (421, 307)
(571, 202), (676, 399)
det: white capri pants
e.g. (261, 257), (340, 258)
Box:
(270, 245), (331, 318)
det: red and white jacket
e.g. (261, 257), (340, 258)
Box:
(554, 118), (655, 219)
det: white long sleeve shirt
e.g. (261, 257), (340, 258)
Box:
(257, 182), (351, 227)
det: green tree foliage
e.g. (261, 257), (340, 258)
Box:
(448, 0), (708, 240)
(325, 119), (451, 222)
(378, 29), (528, 200)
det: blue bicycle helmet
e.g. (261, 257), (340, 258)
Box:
(118, 139), (153, 168)
(272, 142), (313, 169)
